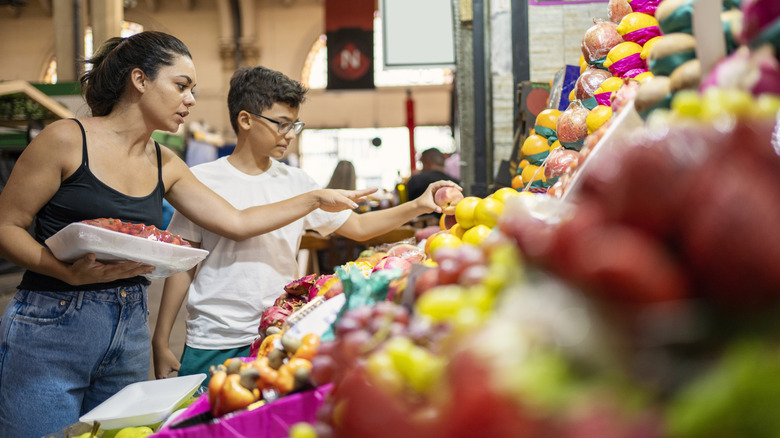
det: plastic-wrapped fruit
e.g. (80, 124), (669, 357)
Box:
(556, 100), (590, 150)
(544, 148), (579, 181)
(581, 20), (624, 63)
(575, 67), (613, 101)
(608, 0), (633, 23)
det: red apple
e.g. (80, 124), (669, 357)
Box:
(433, 186), (464, 215)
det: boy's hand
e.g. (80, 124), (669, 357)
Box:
(316, 188), (377, 212)
(415, 181), (462, 213)
(153, 344), (181, 379)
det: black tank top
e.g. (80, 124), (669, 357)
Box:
(19, 119), (165, 291)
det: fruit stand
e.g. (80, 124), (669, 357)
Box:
(67, 0), (780, 436)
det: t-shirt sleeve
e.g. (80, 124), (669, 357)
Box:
(166, 209), (203, 244)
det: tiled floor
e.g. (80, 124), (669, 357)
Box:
(0, 271), (188, 380)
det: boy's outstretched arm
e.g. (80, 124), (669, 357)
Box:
(335, 180), (461, 241)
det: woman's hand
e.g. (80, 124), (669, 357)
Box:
(66, 253), (155, 285)
(415, 180), (462, 214)
(315, 188), (377, 212)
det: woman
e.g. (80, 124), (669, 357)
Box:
(0, 31), (372, 438)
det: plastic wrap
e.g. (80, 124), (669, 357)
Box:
(581, 20), (624, 63)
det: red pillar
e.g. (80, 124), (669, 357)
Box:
(406, 88), (416, 173)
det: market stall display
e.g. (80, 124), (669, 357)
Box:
(66, 0), (780, 436)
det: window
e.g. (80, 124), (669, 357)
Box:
(44, 21), (144, 84)
(301, 16), (454, 89)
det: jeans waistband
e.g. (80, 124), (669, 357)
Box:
(19, 284), (146, 303)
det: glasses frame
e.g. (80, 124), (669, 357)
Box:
(245, 111), (305, 135)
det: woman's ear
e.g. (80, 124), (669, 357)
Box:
(130, 68), (147, 93)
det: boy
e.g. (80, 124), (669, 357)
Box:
(152, 66), (458, 379)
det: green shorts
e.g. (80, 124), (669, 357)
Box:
(179, 344), (252, 386)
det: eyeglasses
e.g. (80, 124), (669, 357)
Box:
(245, 111), (305, 135)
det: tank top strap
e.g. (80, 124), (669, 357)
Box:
(153, 141), (162, 185)
(71, 118), (89, 167)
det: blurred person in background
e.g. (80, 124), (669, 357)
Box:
(326, 160), (357, 190)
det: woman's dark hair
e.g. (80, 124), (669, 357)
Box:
(227, 66), (308, 134)
(80, 31), (192, 116)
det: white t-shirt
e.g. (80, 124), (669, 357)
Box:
(167, 157), (350, 349)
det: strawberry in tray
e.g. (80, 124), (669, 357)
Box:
(80, 218), (191, 247)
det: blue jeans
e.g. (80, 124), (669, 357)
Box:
(0, 285), (150, 438)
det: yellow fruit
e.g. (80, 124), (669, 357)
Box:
(640, 36), (662, 60)
(595, 77), (625, 94)
(449, 223), (465, 239)
(492, 187), (521, 204)
(473, 197), (504, 229)
(422, 258), (438, 268)
(616, 12), (659, 36)
(633, 71), (655, 83)
(521, 134), (550, 157)
(534, 109), (562, 130)
(756, 94), (780, 118)
(462, 224), (492, 246)
(521, 164), (546, 185)
(586, 105), (613, 134)
(511, 174), (525, 190)
(114, 427), (154, 438)
(569, 88), (576, 101)
(454, 196), (481, 229)
(518, 159), (530, 169)
(604, 42), (643, 68)
(428, 233), (462, 257)
(549, 140), (562, 150)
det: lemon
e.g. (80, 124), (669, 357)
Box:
(549, 140), (562, 150)
(640, 36), (662, 60)
(449, 222), (466, 239)
(671, 89), (703, 118)
(534, 109), (562, 130)
(454, 196), (481, 229)
(616, 12), (659, 36)
(473, 197), (504, 229)
(633, 71), (655, 83)
(428, 233), (462, 257)
(462, 224), (493, 246)
(595, 77), (625, 94)
(586, 105), (613, 134)
(569, 88), (576, 101)
(492, 187), (521, 204)
(604, 42), (643, 68)
(521, 134), (550, 157)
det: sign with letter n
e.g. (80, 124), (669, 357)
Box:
(325, 0), (375, 90)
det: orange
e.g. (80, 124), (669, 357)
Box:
(454, 196), (481, 230)
(534, 109), (562, 130)
(462, 224), (492, 246)
(511, 174), (525, 190)
(521, 164), (546, 185)
(521, 134), (550, 157)
(473, 197), (504, 229)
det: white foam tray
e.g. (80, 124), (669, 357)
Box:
(45, 223), (209, 279)
(80, 374), (206, 430)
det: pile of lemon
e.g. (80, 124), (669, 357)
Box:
(425, 188), (531, 258)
